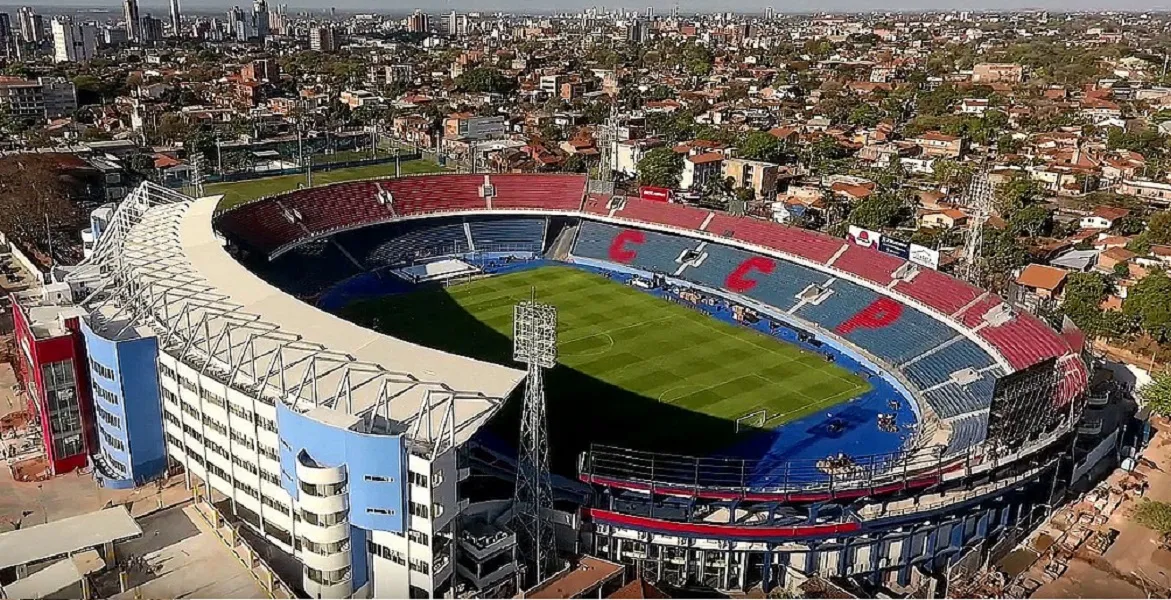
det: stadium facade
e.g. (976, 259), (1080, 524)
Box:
(18, 175), (1094, 598)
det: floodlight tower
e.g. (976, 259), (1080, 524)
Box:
(512, 292), (558, 587)
(597, 102), (620, 183)
(957, 170), (994, 285)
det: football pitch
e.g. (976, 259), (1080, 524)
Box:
(340, 265), (870, 470)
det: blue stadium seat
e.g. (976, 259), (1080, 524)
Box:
(922, 370), (1000, 419)
(361, 222), (469, 266)
(903, 338), (997, 389)
(945, 412), (989, 455)
(797, 280), (954, 365)
(573, 221), (699, 275)
(686, 245), (823, 313)
(469, 218), (546, 252)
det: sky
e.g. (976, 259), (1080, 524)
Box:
(23, 0), (1171, 15)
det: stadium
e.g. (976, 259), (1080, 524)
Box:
(67, 174), (1090, 598)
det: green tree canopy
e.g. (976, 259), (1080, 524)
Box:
(1139, 372), (1171, 419)
(1124, 269), (1171, 343)
(456, 68), (517, 94)
(737, 131), (785, 163)
(637, 147), (683, 189)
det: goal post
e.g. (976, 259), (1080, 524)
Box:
(736, 409), (768, 433)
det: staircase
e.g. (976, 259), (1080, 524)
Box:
(546, 223), (579, 261)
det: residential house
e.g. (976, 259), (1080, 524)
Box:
(1013, 264), (1069, 310)
(1080, 205), (1130, 230)
(911, 131), (964, 158)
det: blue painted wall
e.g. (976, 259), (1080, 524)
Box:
(277, 402), (405, 589)
(81, 321), (166, 487)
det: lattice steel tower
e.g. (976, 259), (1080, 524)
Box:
(512, 293), (558, 587)
(957, 170), (995, 285)
(596, 102), (620, 182)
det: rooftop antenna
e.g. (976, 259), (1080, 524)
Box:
(512, 289), (558, 588)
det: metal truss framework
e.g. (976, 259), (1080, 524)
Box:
(68, 182), (505, 457)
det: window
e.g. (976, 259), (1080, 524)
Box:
(202, 415), (228, 437)
(409, 501), (429, 519)
(364, 474), (394, 483)
(164, 411), (181, 428)
(300, 480), (345, 497)
(230, 428), (254, 450)
(232, 455), (259, 475)
(228, 403), (254, 423)
(367, 507), (395, 516)
(300, 509), (347, 527)
(408, 530), (429, 546)
(161, 388), (178, 406)
(409, 559), (430, 575)
(96, 405), (121, 429)
(207, 462), (230, 482)
(261, 494), (289, 515)
(200, 387), (226, 408)
(256, 415), (277, 433)
(302, 538), (348, 555)
(258, 443), (279, 462)
(407, 471), (428, 488)
(93, 383), (120, 405)
(260, 470), (280, 486)
(367, 540), (406, 565)
(89, 358), (115, 381)
(306, 566), (350, 586)
(205, 438), (228, 459)
(52, 433), (83, 458)
(159, 363), (176, 380)
(100, 429), (125, 452)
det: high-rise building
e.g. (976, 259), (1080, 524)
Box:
(645, 6), (653, 18)
(0, 14), (13, 58)
(141, 14), (163, 42)
(252, 0), (270, 40)
(51, 17), (96, 63)
(123, 0), (141, 41)
(309, 25), (336, 51)
(406, 9), (429, 33)
(169, 0), (181, 37)
(446, 10), (458, 36)
(229, 6), (249, 42)
(17, 6), (41, 43)
(626, 18), (645, 43)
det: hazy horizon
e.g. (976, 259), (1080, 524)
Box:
(19, 0), (1171, 13)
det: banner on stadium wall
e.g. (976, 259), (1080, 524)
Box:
(847, 225), (882, 249)
(909, 244), (941, 269)
(878, 236), (911, 260)
(639, 186), (671, 203)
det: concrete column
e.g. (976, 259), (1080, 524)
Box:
(738, 551), (748, 590)
(722, 550), (731, 590)
(103, 541), (116, 565)
(656, 544), (664, 581)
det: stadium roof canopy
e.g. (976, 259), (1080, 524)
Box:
(73, 183), (524, 451)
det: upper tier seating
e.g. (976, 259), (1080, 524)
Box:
(922, 369), (1001, 419)
(706, 214), (846, 264)
(831, 244), (904, 286)
(893, 269), (983, 316)
(361, 222), (469, 267)
(489, 174), (586, 210)
(945, 412), (989, 456)
(614, 198), (712, 231)
(469, 218), (546, 251)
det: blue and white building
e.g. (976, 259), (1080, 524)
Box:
(81, 318), (167, 488)
(67, 183), (527, 599)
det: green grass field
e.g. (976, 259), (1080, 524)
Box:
(341, 266), (870, 471)
(208, 159), (445, 210)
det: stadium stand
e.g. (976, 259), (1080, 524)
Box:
(923, 370), (1001, 419)
(945, 412), (989, 456)
(468, 218), (547, 252)
(706, 214), (846, 264)
(685, 245), (823, 313)
(831, 244), (904, 286)
(903, 337), (998, 389)
(361, 222), (470, 267)
(979, 313), (1073, 371)
(489, 174), (587, 210)
(574, 222), (700, 275)
(614, 198), (712, 231)
(893, 269), (984, 316)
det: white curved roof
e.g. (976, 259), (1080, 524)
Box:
(78, 183), (524, 450)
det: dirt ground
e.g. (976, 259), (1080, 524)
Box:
(1029, 418), (1171, 598)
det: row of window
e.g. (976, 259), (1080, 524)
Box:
(300, 480), (346, 498)
(365, 540), (431, 574)
(170, 432), (292, 520)
(407, 471), (428, 488)
(96, 404), (121, 429)
(89, 358), (115, 381)
(103, 450), (127, 476)
(93, 382), (120, 406)
(301, 508), (347, 527)
(100, 429), (125, 452)
(302, 537), (348, 556)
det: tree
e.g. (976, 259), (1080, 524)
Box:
(738, 131), (785, 163)
(1124, 269), (1171, 343)
(1149, 211), (1171, 245)
(1139, 372), (1171, 418)
(636, 147), (683, 189)
(0, 156), (79, 261)
(848, 192), (906, 230)
(1008, 203), (1052, 237)
(455, 68), (517, 94)
(1059, 272), (1119, 338)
